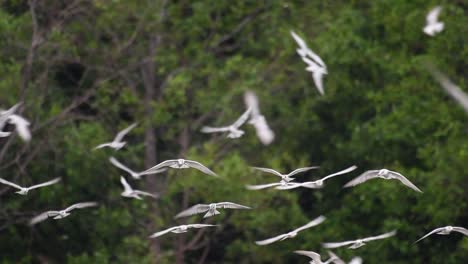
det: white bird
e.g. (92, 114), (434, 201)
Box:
(29, 202), (98, 225)
(295, 250), (336, 264)
(255, 215), (326, 245)
(291, 30), (327, 95)
(327, 251), (363, 264)
(0, 177), (60, 195)
(175, 202), (251, 219)
(414, 226), (468, 243)
(429, 68), (468, 113)
(0, 103), (21, 129)
(141, 159), (217, 177)
(149, 224), (217, 238)
(109, 157), (166, 180)
(277, 165), (358, 190)
(0, 131), (11, 137)
(423, 6), (444, 36)
(343, 169), (422, 193)
(120, 176), (158, 200)
(244, 91), (275, 145)
(6, 114), (31, 142)
(323, 230), (396, 249)
(201, 107), (252, 138)
(94, 123), (137, 150)
(252, 165), (319, 182)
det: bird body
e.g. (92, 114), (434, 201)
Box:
(252, 166), (319, 182)
(141, 159), (217, 177)
(175, 202), (251, 219)
(29, 202), (98, 225)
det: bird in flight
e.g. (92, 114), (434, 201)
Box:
(109, 157), (166, 180)
(120, 176), (158, 200)
(141, 159), (217, 177)
(428, 67), (468, 113)
(244, 90), (275, 145)
(255, 215), (326, 245)
(149, 224), (217, 238)
(423, 6), (444, 36)
(29, 202), (98, 225)
(0, 177), (60, 195)
(344, 169), (423, 193)
(201, 107), (252, 138)
(291, 30), (327, 95)
(277, 165), (357, 190)
(175, 202), (251, 219)
(94, 123), (137, 150)
(252, 165), (319, 182)
(414, 226), (468, 243)
(323, 230), (396, 249)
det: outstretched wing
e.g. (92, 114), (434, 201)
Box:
(185, 160), (218, 177)
(120, 176), (133, 192)
(65, 202), (98, 212)
(246, 183), (281, 190)
(343, 170), (380, 188)
(429, 68), (468, 113)
(414, 228), (445, 243)
(110, 157), (137, 175)
(114, 123), (137, 142)
(293, 215), (326, 233)
(287, 166), (320, 177)
(187, 224), (217, 229)
(149, 226), (180, 238)
(255, 234), (287, 246)
(252, 167), (283, 177)
(312, 71), (325, 95)
(363, 230), (396, 242)
(8, 114), (31, 142)
(453, 227), (468, 236)
(322, 240), (356, 249)
(0, 177), (22, 190)
(216, 202), (251, 210)
(321, 165), (358, 182)
(427, 6), (442, 24)
(28, 178), (61, 190)
(200, 126), (230, 133)
(232, 107), (252, 128)
(134, 190), (159, 199)
(29, 211), (60, 226)
(175, 204), (210, 218)
(294, 250), (322, 262)
(141, 160), (178, 175)
(389, 171), (423, 193)
(327, 251), (345, 264)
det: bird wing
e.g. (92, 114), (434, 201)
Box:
(293, 215), (326, 233)
(120, 176), (133, 192)
(8, 114), (31, 141)
(232, 107), (252, 128)
(110, 157), (137, 176)
(29, 211), (60, 225)
(363, 230), (396, 242)
(388, 171), (423, 193)
(251, 116), (275, 145)
(349, 257), (363, 264)
(305, 48), (327, 69)
(246, 182), (282, 190)
(175, 204), (211, 218)
(200, 126), (230, 133)
(187, 224), (217, 229)
(275, 182), (304, 190)
(343, 170), (380, 188)
(0, 131), (11, 137)
(287, 166), (320, 177)
(141, 160), (177, 174)
(312, 70), (325, 95)
(149, 226), (180, 238)
(216, 202), (251, 210)
(322, 240), (356, 249)
(0, 177), (23, 190)
(429, 68), (468, 113)
(255, 234), (288, 245)
(185, 160), (217, 176)
(290, 31), (308, 51)
(427, 6), (442, 24)
(327, 251), (345, 264)
(113, 122), (137, 142)
(134, 190), (159, 199)
(414, 227), (445, 243)
(252, 167), (283, 177)
(65, 202), (98, 212)
(294, 250), (322, 262)
(453, 227), (468, 236)
(321, 165), (358, 182)
(243, 90), (260, 118)
(28, 178), (61, 190)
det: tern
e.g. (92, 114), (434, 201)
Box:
(344, 169), (422, 193)
(0, 177), (60, 195)
(423, 6), (444, 36)
(120, 176), (158, 200)
(291, 31), (327, 95)
(201, 107), (252, 138)
(109, 157), (166, 180)
(428, 67), (468, 113)
(29, 202), (98, 225)
(255, 215), (326, 245)
(277, 165), (357, 190)
(175, 202), (251, 219)
(149, 224), (217, 238)
(244, 91), (275, 145)
(141, 159), (217, 177)
(94, 123), (137, 150)
(414, 226), (468, 243)
(323, 230), (396, 249)
(295, 250), (335, 264)
(252, 165), (319, 182)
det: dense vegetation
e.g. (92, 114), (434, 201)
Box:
(0, 1), (467, 263)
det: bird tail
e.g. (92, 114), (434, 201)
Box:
(204, 210), (220, 218)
